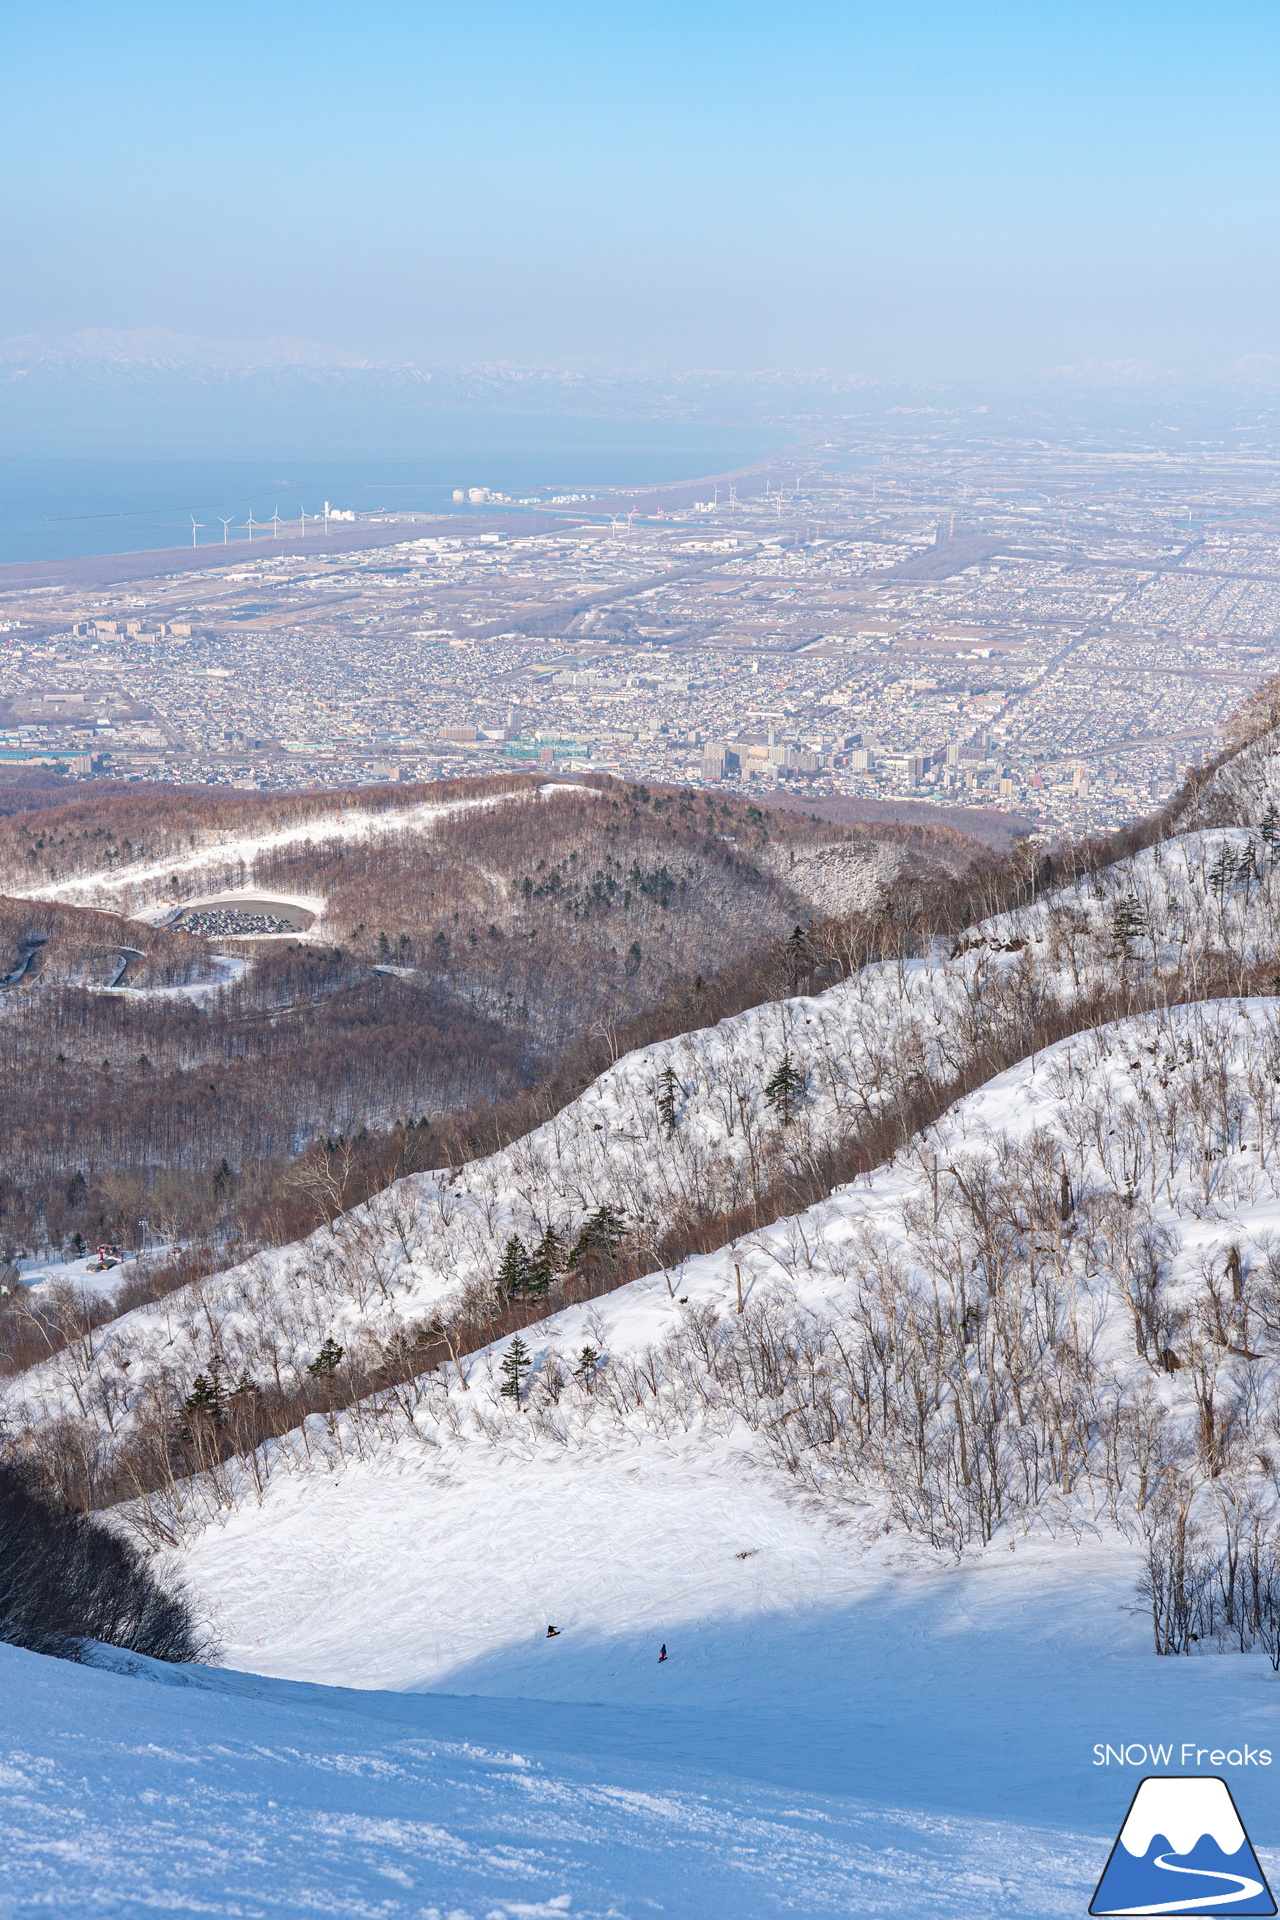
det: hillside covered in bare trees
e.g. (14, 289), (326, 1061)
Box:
(0, 776), (978, 1258)
(12, 692), (1280, 1663)
(2, 696), (1278, 1513)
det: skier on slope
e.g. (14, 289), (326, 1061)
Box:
(546, 1625), (561, 1638)
(658, 1644), (667, 1662)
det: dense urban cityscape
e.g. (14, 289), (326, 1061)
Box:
(3, 428), (1280, 837)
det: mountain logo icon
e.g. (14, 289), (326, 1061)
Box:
(1091, 1777), (1275, 1916)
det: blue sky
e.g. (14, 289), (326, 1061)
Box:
(3, 0), (1277, 379)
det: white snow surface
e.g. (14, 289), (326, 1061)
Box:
(17, 1245), (157, 1304)
(5, 1473), (1280, 1914)
(0, 1619), (1155, 1920)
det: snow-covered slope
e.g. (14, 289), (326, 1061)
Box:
(14, 777), (1280, 1912)
(12, 785), (540, 920)
(12, 819), (1280, 1457)
(159, 993), (1280, 1575)
(21, 995), (1250, 1917)
(1, 1617), (1202, 1920)
(20, 973), (1280, 1914)
(1191, 720), (1280, 827)
(973, 825), (1280, 973)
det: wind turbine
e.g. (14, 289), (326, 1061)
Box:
(270, 508), (283, 540)
(299, 506), (308, 537)
(217, 516), (233, 544)
(245, 511), (259, 542)
(190, 516), (204, 547)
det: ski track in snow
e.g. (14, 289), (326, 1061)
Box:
(7, 783), (551, 915)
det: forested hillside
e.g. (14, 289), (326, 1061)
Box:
(6, 693), (1280, 1545)
(0, 771), (533, 893)
(0, 775), (976, 1258)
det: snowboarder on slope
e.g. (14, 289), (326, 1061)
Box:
(546, 1625), (561, 1638)
(658, 1644), (667, 1662)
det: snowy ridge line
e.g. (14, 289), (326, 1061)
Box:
(970, 825), (1280, 977)
(8, 781), (548, 914)
(11, 811), (1280, 1477)
(1186, 714), (1280, 832)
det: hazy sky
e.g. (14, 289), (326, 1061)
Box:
(5, 1), (1279, 382)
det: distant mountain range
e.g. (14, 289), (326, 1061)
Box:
(4, 330), (1279, 440)
(0, 329), (882, 419)
(0, 328), (387, 375)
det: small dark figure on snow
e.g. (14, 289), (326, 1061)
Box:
(658, 1643), (667, 1663)
(546, 1625), (561, 1638)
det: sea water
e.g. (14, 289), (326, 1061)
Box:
(0, 416), (788, 567)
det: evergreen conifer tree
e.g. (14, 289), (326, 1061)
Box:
(763, 1049), (806, 1123)
(499, 1334), (531, 1406)
(1110, 894), (1147, 956)
(568, 1204), (627, 1269)
(1208, 843), (1238, 901)
(784, 924), (812, 990)
(1263, 801), (1280, 851)
(496, 1234), (533, 1301)
(182, 1354), (228, 1430)
(656, 1064), (679, 1135)
(527, 1225), (562, 1297)
(573, 1344), (600, 1391)
(307, 1335), (345, 1378)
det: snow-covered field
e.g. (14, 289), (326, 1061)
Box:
(0, 1620), (1138, 1920)
(5, 1509), (1280, 1915)
(16, 1244), (156, 1303)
